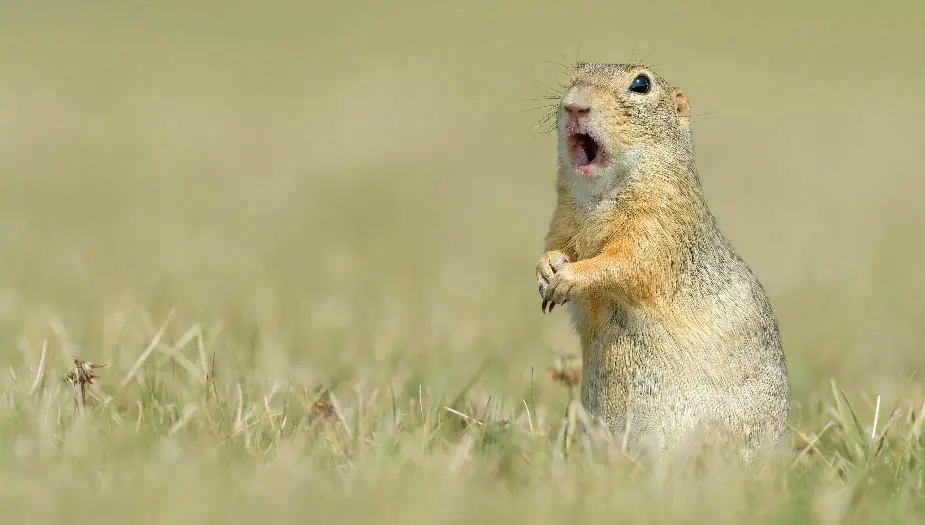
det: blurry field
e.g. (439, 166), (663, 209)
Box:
(0, 1), (924, 523)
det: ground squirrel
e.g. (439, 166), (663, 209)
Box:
(536, 62), (790, 460)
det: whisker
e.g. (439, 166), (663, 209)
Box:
(543, 57), (574, 76)
(518, 95), (561, 103)
(512, 104), (558, 116)
(530, 110), (559, 135)
(536, 82), (566, 99)
(689, 111), (719, 123)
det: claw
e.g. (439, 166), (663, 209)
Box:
(553, 257), (568, 272)
(542, 299), (548, 313)
(548, 302), (555, 313)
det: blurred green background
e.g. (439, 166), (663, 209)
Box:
(0, 0), (923, 420)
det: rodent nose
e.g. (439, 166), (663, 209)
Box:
(564, 103), (591, 117)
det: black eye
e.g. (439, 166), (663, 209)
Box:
(629, 75), (651, 94)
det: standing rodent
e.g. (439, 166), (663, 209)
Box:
(536, 62), (790, 460)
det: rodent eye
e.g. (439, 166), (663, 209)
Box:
(629, 75), (651, 94)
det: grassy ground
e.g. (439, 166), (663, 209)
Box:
(0, 1), (924, 523)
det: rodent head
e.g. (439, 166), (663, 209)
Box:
(557, 63), (693, 181)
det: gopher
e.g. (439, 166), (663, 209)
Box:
(536, 62), (789, 460)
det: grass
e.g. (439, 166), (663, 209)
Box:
(2, 322), (924, 524)
(0, 0), (924, 523)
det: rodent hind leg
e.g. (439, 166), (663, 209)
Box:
(556, 397), (591, 460)
(557, 396), (614, 461)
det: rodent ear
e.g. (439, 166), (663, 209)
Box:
(674, 89), (691, 118)
(673, 90), (690, 118)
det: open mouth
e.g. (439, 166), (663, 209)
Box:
(569, 133), (601, 172)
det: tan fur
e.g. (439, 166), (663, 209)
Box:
(536, 63), (790, 461)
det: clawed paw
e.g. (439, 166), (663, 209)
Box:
(542, 265), (583, 313)
(537, 250), (570, 313)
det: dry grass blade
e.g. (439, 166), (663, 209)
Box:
(120, 309), (175, 389)
(205, 351), (217, 397)
(911, 402), (925, 439)
(327, 392), (353, 437)
(792, 421), (837, 468)
(234, 383), (245, 433)
(168, 404), (199, 436)
(29, 340), (48, 396)
(443, 406), (484, 427)
(155, 325), (206, 381)
(522, 399), (535, 435)
(196, 328), (209, 378)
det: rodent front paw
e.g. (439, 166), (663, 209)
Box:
(537, 250), (569, 313)
(542, 263), (589, 314)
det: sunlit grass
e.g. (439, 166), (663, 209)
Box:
(0, 314), (919, 524)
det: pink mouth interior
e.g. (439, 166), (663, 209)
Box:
(570, 133), (600, 172)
